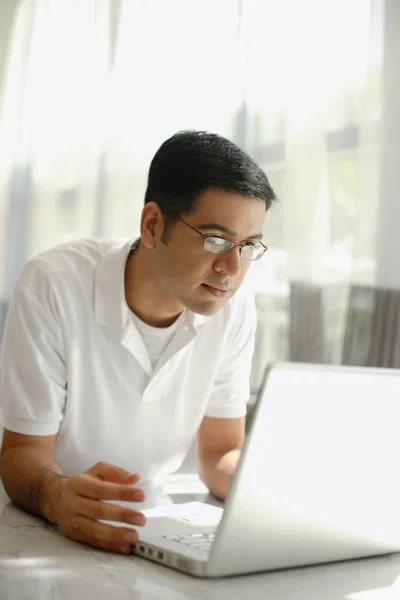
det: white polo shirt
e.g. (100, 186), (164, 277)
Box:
(0, 238), (256, 481)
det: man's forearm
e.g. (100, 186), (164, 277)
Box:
(198, 448), (242, 501)
(0, 446), (67, 524)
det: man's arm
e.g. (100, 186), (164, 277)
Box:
(0, 430), (69, 524)
(196, 288), (256, 501)
(0, 263), (145, 553)
(0, 430), (146, 553)
(196, 416), (245, 501)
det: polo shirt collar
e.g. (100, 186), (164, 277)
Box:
(185, 311), (211, 331)
(94, 238), (134, 329)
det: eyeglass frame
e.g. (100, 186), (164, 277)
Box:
(159, 205), (268, 261)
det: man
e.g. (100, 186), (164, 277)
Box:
(0, 130), (276, 554)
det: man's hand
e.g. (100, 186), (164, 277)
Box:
(197, 416), (245, 501)
(56, 462), (146, 553)
(0, 432), (146, 554)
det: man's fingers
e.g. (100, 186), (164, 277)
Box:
(87, 461), (141, 485)
(58, 463), (146, 554)
(76, 497), (146, 526)
(71, 473), (146, 502)
(73, 515), (140, 544)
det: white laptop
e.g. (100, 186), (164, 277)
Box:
(131, 362), (400, 578)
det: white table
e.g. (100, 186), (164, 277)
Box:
(1, 476), (400, 600)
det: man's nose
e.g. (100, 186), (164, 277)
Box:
(213, 246), (242, 278)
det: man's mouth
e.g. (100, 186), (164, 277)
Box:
(201, 283), (230, 298)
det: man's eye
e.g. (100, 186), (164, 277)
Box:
(208, 237), (228, 246)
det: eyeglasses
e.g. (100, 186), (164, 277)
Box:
(161, 206), (268, 261)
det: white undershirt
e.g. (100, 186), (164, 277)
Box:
(130, 310), (186, 368)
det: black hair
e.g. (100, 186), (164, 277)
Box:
(144, 130), (276, 238)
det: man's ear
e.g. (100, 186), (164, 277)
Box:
(140, 202), (164, 249)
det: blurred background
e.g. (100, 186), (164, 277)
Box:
(0, 0), (399, 397)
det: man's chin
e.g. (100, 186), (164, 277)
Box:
(183, 294), (233, 316)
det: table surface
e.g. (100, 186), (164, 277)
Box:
(1, 476), (400, 600)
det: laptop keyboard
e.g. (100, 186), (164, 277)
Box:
(162, 532), (216, 552)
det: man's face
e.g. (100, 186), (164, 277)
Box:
(147, 189), (266, 316)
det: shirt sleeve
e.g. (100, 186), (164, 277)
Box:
(0, 262), (67, 436)
(204, 289), (257, 419)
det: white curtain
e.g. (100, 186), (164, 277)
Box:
(1, 0), (398, 391)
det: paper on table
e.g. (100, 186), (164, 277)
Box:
(106, 501), (223, 530)
(144, 501), (223, 523)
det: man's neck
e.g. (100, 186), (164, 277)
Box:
(124, 244), (184, 328)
